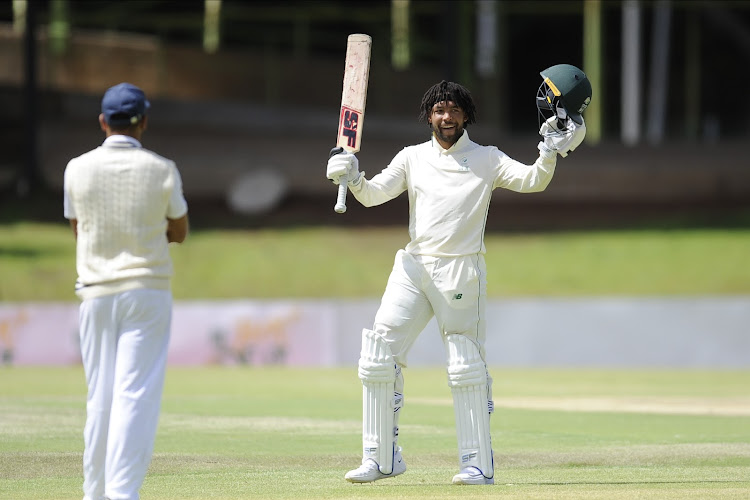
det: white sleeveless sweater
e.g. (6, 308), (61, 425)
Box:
(63, 139), (188, 299)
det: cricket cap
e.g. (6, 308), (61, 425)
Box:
(101, 82), (150, 126)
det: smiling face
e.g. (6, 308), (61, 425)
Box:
(428, 100), (467, 149)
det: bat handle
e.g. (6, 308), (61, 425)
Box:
(335, 183), (348, 214)
(330, 146), (347, 214)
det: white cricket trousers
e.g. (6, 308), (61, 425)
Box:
(79, 289), (172, 500)
(373, 250), (488, 366)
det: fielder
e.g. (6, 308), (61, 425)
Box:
(326, 66), (591, 485)
(64, 82), (189, 500)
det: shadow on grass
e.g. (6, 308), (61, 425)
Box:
(519, 480), (748, 485)
(0, 246), (51, 258)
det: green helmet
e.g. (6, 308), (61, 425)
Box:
(536, 64), (592, 125)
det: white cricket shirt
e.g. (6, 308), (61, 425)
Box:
(63, 135), (188, 299)
(350, 131), (556, 256)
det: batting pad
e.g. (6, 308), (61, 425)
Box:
(445, 334), (494, 478)
(358, 329), (403, 474)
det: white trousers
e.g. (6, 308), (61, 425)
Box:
(370, 250), (494, 476)
(373, 250), (487, 366)
(79, 289), (172, 500)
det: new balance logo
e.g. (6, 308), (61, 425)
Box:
(453, 293), (463, 300)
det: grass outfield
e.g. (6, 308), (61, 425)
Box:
(1, 223), (750, 300)
(1, 367), (749, 499)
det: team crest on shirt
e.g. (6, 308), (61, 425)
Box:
(458, 157), (470, 171)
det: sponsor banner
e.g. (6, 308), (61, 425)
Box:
(0, 303), (81, 365)
(169, 300), (338, 366)
(0, 301), (340, 367)
(2, 297), (749, 367)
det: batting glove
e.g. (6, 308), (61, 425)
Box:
(326, 152), (361, 186)
(538, 115), (586, 158)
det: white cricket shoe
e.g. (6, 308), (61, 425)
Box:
(452, 466), (494, 485)
(345, 449), (406, 483)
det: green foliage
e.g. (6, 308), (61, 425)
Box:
(1, 367), (749, 499)
(1, 223), (749, 301)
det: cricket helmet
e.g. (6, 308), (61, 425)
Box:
(536, 64), (592, 126)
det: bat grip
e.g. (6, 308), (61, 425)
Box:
(330, 146), (347, 214)
(334, 183), (348, 214)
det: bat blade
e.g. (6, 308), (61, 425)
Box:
(334, 33), (371, 214)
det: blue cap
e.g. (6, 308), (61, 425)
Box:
(101, 82), (150, 126)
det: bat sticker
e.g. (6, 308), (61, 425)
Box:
(339, 106), (360, 149)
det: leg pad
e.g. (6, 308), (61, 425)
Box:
(358, 329), (403, 474)
(445, 334), (494, 479)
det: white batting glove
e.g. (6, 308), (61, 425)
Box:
(326, 151), (361, 186)
(538, 115), (586, 158)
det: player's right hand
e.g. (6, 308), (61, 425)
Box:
(326, 151), (360, 185)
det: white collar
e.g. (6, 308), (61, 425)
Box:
(432, 130), (470, 154)
(103, 135), (142, 148)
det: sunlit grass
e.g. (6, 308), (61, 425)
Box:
(1, 223), (748, 301)
(1, 367), (749, 499)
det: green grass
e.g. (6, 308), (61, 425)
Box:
(1, 367), (749, 499)
(1, 222), (749, 301)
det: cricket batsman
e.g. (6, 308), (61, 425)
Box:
(326, 65), (591, 485)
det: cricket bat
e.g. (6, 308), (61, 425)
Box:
(332, 33), (372, 214)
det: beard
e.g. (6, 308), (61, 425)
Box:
(431, 122), (464, 147)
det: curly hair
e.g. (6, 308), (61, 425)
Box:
(418, 80), (477, 126)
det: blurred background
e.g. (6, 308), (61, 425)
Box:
(1, 0), (749, 367)
(1, 0), (749, 229)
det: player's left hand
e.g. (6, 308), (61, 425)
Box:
(326, 151), (361, 185)
(539, 115), (586, 158)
